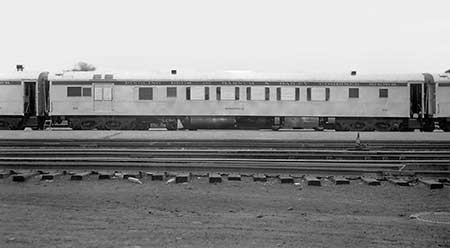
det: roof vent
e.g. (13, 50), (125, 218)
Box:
(104, 74), (114, 80)
(16, 65), (24, 72)
(351, 71), (357, 76)
(171, 69), (177, 75)
(93, 74), (102, 80)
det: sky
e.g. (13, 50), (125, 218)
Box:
(0, 0), (449, 74)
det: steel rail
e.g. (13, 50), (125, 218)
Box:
(1, 151), (449, 160)
(1, 147), (450, 153)
(1, 139), (450, 150)
(1, 139), (449, 176)
(1, 156), (449, 164)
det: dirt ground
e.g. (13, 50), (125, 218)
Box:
(0, 174), (449, 248)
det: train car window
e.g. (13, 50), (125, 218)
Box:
(94, 88), (103, 100)
(205, 87), (210, 100)
(186, 87), (191, 100)
(235, 87), (240, 100)
(295, 88), (300, 101)
(167, 87), (177, 98)
(276, 88), (281, 101)
(307, 88), (311, 101)
(216, 87), (221, 100)
(246, 87), (251, 100)
(379, 88), (388, 98)
(265, 87), (270, 101)
(103, 88), (113, 101)
(67, 87), (82, 97)
(349, 88), (359, 98)
(325, 88), (330, 101)
(82, 88), (92, 97)
(138, 88), (153, 100)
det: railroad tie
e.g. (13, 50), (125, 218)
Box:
(123, 173), (140, 179)
(331, 176), (350, 185)
(41, 172), (62, 181)
(0, 171), (10, 179)
(70, 171), (91, 180)
(150, 173), (165, 181)
(419, 179), (444, 189)
(12, 172), (38, 182)
(305, 176), (321, 186)
(209, 173), (222, 183)
(437, 178), (450, 184)
(280, 176), (294, 184)
(175, 174), (190, 183)
(227, 174), (241, 181)
(98, 172), (113, 180)
(253, 174), (267, 182)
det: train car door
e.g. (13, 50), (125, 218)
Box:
(410, 83), (423, 118)
(23, 81), (36, 116)
(94, 83), (113, 112)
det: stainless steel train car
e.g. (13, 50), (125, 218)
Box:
(1, 70), (449, 131)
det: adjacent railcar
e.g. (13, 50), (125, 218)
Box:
(433, 73), (450, 131)
(45, 71), (449, 131)
(0, 71), (47, 129)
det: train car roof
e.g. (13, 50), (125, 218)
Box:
(0, 71), (42, 81)
(48, 71), (429, 82)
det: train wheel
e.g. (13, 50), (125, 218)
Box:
(334, 122), (349, 131)
(375, 122), (390, 131)
(271, 125), (281, 131)
(81, 120), (97, 130)
(105, 120), (121, 130)
(421, 121), (435, 132)
(399, 122), (413, 132)
(127, 121), (137, 130)
(0, 121), (8, 130)
(444, 125), (450, 132)
(67, 119), (81, 130)
(351, 121), (366, 131)
(166, 121), (177, 131)
(439, 121), (450, 132)
(390, 122), (400, 131)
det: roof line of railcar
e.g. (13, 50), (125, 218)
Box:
(48, 78), (426, 83)
(48, 72), (427, 82)
(0, 71), (43, 80)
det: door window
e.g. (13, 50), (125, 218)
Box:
(103, 87), (112, 101)
(94, 88), (103, 100)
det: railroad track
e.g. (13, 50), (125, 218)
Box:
(0, 145), (449, 177)
(2, 139), (450, 150)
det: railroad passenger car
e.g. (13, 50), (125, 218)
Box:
(433, 73), (450, 131)
(44, 71), (450, 131)
(0, 71), (48, 129)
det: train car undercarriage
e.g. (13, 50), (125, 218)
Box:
(45, 115), (445, 132)
(0, 116), (23, 130)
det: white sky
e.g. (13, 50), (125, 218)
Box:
(0, 0), (449, 74)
